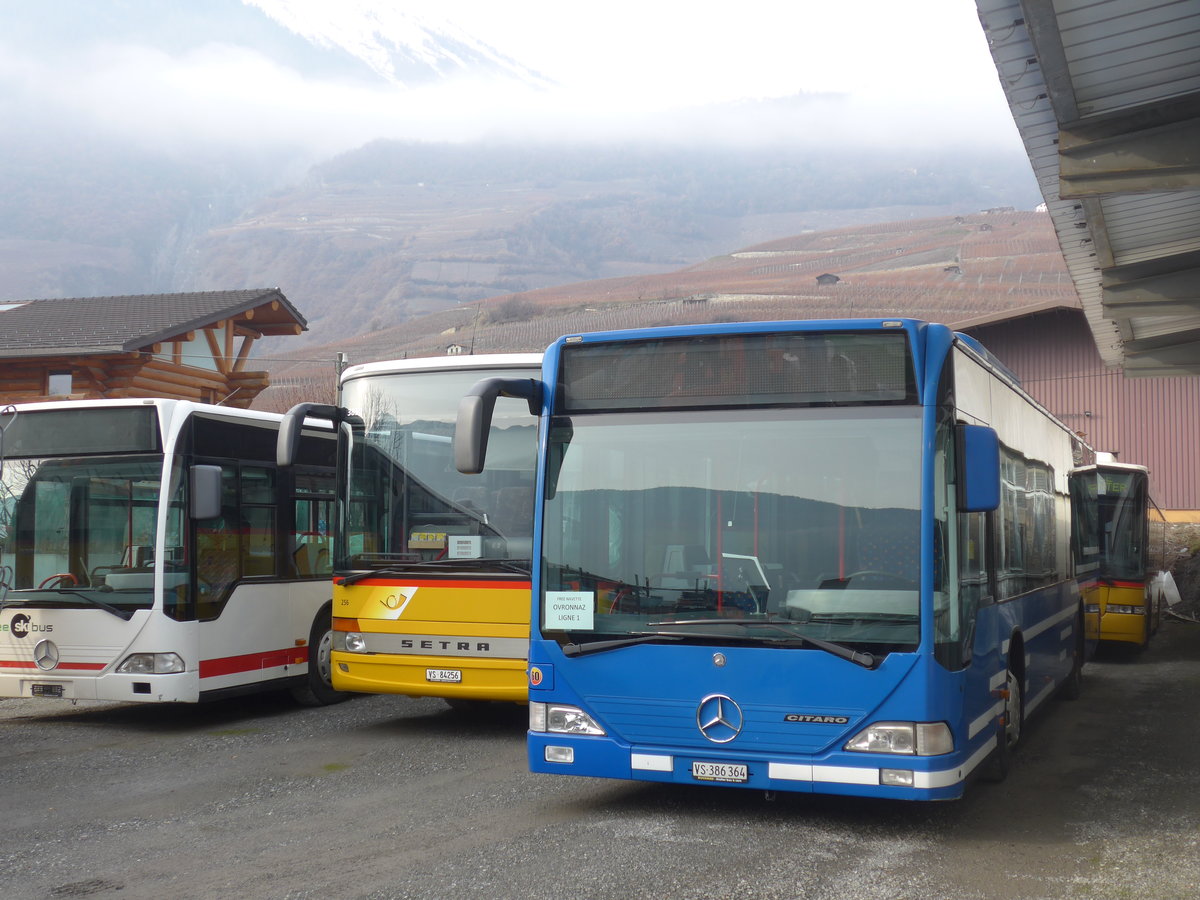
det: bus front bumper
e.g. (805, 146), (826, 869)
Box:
(332, 651), (528, 701)
(0, 670), (196, 703)
(527, 732), (998, 801)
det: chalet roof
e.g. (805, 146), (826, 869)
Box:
(0, 288), (305, 359)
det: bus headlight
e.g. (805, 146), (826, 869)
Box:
(845, 722), (953, 756)
(336, 632), (367, 653)
(116, 653), (185, 675)
(529, 701), (606, 736)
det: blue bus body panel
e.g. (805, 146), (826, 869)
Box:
(527, 318), (1084, 801)
(529, 640), (979, 801)
(529, 576), (1080, 800)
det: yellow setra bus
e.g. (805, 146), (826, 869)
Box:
(278, 353), (540, 710)
(1072, 457), (1166, 650)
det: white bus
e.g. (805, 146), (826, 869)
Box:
(0, 399), (343, 704)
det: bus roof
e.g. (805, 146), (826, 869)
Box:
(2, 397), (285, 424)
(340, 352), (542, 385)
(1073, 458), (1150, 475)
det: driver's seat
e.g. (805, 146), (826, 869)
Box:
(855, 520), (919, 584)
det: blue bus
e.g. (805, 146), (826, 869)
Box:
(456, 319), (1093, 800)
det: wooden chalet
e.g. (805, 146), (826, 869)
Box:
(0, 288), (305, 409)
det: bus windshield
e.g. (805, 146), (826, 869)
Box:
(340, 367), (539, 570)
(1095, 469), (1148, 581)
(1, 455), (174, 616)
(541, 406), (923, 653)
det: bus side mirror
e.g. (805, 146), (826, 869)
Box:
(958, 424), (1000, 512)
(190, 465), (223, 520)
(276, 403), (357, 467)
(455, 377), (542, 475)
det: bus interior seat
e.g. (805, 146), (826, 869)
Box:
(854, 514), (919, 583)
(293, 542), (314, 576)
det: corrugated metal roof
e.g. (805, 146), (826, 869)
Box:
(975, 0), (1200, 376)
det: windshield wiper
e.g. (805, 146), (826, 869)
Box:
(562, 626), (877, 666)
(561, 632), (688, 657)
(802, 612), (918, 624)
(644, 617), (879, 669)
(2, 589), (134, 621)
(338, 557), (531, 586)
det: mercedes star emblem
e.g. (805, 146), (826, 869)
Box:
(696, 693), (743, 743)
(33, 639), (60, 671)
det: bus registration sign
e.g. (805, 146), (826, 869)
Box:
(426, 668), (462, 683)
(691, 761), (748, 783)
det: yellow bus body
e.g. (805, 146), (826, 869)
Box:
(330, 575), (530, 702)
(1091, 580), (1155, 647)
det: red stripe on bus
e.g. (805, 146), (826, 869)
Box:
(0, 659), (107, 671)
(345, 579), (531, 590)
(200, 647), (309, 679)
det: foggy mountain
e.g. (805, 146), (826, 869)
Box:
(245, 0), (554, 88)
(254, 209), (1073, 411)
(0, 0), (551, 302)
(0, 1), (1042, 352)
(0, 0), (547, 90)
(183, 140), (1042, 349)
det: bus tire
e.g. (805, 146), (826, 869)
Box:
(291, 604), (348, 706)
(981, 660), (1024, 782)
(1060, 614), (1084, 701)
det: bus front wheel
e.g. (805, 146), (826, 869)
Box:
(1060, 614), (1085, 701)
(291, 604), (348, 707)
(981, 662), (1024, 782)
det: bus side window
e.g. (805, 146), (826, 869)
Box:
(240, 467), (277, 577)
(292, 472), (334, 579)
(194, 467), (240, 619)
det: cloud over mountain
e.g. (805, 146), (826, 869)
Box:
(246, 0), (554, 89)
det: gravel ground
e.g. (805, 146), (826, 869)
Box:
(2, 620), (1199, 900)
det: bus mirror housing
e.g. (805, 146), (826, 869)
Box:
(190, 465), (223, 520)
(958, 424), (1000, 512)
(455, 377), (542, 475)
(277, 403), (359, 467)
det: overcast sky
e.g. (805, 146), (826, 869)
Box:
(3, 0), (1021, 157)
(432, 0), (1004, 106)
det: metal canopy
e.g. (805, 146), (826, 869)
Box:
(976, 0), (1200, 376)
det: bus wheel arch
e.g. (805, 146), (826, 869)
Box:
(981, 633), (1025, 782)
(290, 601), (348, 706)
(1139, 591), (1156, 650)
(1060, 609), (1085, 701)
(1002, 633), (1026, 750)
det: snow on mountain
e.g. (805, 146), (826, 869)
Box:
(244, 0), (553, 89)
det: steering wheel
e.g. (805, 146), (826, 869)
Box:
(39, 572), (78, 588)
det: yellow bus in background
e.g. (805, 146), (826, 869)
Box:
(1072, 458), (1166, 650)
(279, 354), (540, 711)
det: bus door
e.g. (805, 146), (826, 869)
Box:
(192, 462), (300, 692)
